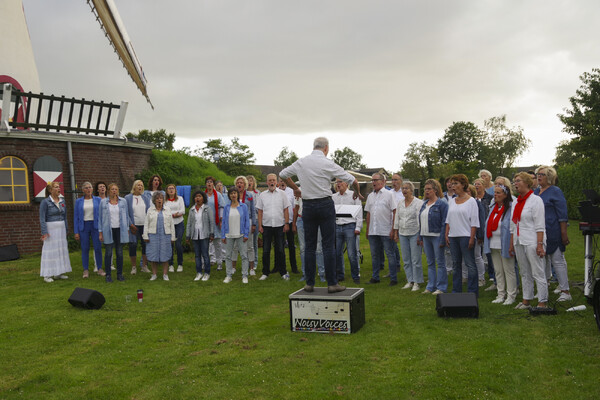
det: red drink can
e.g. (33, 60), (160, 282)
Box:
(137, 289), (143, 302)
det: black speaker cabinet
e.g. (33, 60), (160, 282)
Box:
(436, 293), (479, 318)
(68, 287), (105, 310)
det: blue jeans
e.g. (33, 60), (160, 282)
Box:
(169, 222), (185, 266)
(336, 223), (359, 281)
(105, 227), (123, 277)
(422, 236), (447, 292)
(128, 225), (147, 257)
(302, 197), (337, 286)
(192, 238), (210, 274)
(449, 236), (479, 297)
(298, 217), (325, 280)
(368, 235), (398, 281)
(399, 233), (423, 283)
(80, 220), (102, 271)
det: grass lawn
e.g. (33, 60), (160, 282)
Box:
(1, 222), (599, 399)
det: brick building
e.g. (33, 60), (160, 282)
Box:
(0, 131), (152, 254)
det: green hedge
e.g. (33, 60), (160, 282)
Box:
(136, 149), (234, 187)
(557, 159), (600, 219)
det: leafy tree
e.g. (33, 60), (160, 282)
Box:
(198, 137), (262, 178)
(274, 147), (299, 167)
(125, 129), (175, 151)
(400, 142), (438, 184)
(331, 147), (366, 170)
(437, 121), (484, 164)
(556, 68), (600, 164)
(480, 115), (531, 176)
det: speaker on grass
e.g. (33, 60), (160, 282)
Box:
(436, 293), (479, 318)
(68, 287), (105, 310)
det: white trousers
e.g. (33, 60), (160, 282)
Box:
(545, 249), (570, 291)
(490, 249), (517, 301)
(515, 243), (548, 303)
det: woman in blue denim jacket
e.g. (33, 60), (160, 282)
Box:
(74, 181), (103, 278)
(483, 184), (517, 305)
(417, 179), (448, 294)
(98, 183), (131, 283)
(125, 180), (151, 275)
(39, 182), (72, 282)
(186, 191), (215, 281)
(221, 187), (250, 283)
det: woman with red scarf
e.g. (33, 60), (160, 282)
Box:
(483, 184), (517, 305)
(509, 172), (547, 310)
(205, 176), (225, 270)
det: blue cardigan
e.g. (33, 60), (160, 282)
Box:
(534, 185), (569, 254)
(98, 197), (131, 244)
(221, 203), (250, 238)
(73, 196), (101, 234)
(417, 198), (448, 247)
(483, 203), (513, 258)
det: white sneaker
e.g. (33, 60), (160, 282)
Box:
(484, 284), (497, 291)
(44, 277), (54, 283)
(163, 274), (169, 281)
(249, 269), (256, 276)
(55, 275), (69, 280)
(553, 287), (562, 294)
(401, 282), (413, 289)
(411, 283), (420, 292)
(194, 273), (202, 281)
(432, 290), (444, 295)
(93, 266), (98, 272)
(201, 274), (210, 281)
(141, 265), (151, 273)
(478, 279), (485, 287)
(232, 268), (237, 275)
(150, 274), (157, 281)
(242, 276), (248, 284)
(111, 265), (116, 271)
(259, 274), (268, 281)
(177, 265), (183, 272)
(492, 297), (505, 304)
(217, 265), (223, 271)
(169, 265), (174, 272)
(557, 292), (572, 302)
(282, 273), (290, 281)
(223, 276), (232, 283)
(503, 298), (516, 306)
(131, 266), (137, 275)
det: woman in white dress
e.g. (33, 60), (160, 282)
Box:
(39, 182), (71, 282)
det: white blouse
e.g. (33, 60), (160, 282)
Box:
(394, 197), (423, 236)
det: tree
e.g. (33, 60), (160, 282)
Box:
(400, 142), (438, 184)
(198, 137), (261, 178)
(437, 121), (484, 164)
(556, 68), (600, 164)
(479, 115), (530, 176)
(331, 147), (366, 170)
(125, 129), (175, 151)
(274, 147), (298, 167)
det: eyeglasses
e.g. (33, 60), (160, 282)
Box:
(371, 179), (382, 182)
(536, 173), (546, 177)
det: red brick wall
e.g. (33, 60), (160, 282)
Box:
(0, 136), (151, 254)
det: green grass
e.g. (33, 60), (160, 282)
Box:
(1, 223), (600, 399)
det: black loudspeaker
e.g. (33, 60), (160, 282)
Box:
(68, 287), (105, 310)
(436, 293), (479, 318)
(0, 244), (20, 262)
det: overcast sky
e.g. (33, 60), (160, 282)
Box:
(21, 0), (600, 172)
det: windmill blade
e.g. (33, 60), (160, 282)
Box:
(87, 0), (153, 109)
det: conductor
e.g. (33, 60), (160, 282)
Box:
(280, 137), (363, 293)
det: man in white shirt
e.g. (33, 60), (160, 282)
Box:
(387, 173), (405, 276)
(280, 137), (362, 293)
(332, 179), (362, 284)
(256, 173), (290, 280)
(365, 173), (399, 285)
(279, 178), (299, 274)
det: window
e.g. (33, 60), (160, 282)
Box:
(0, 156), (30, 204)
